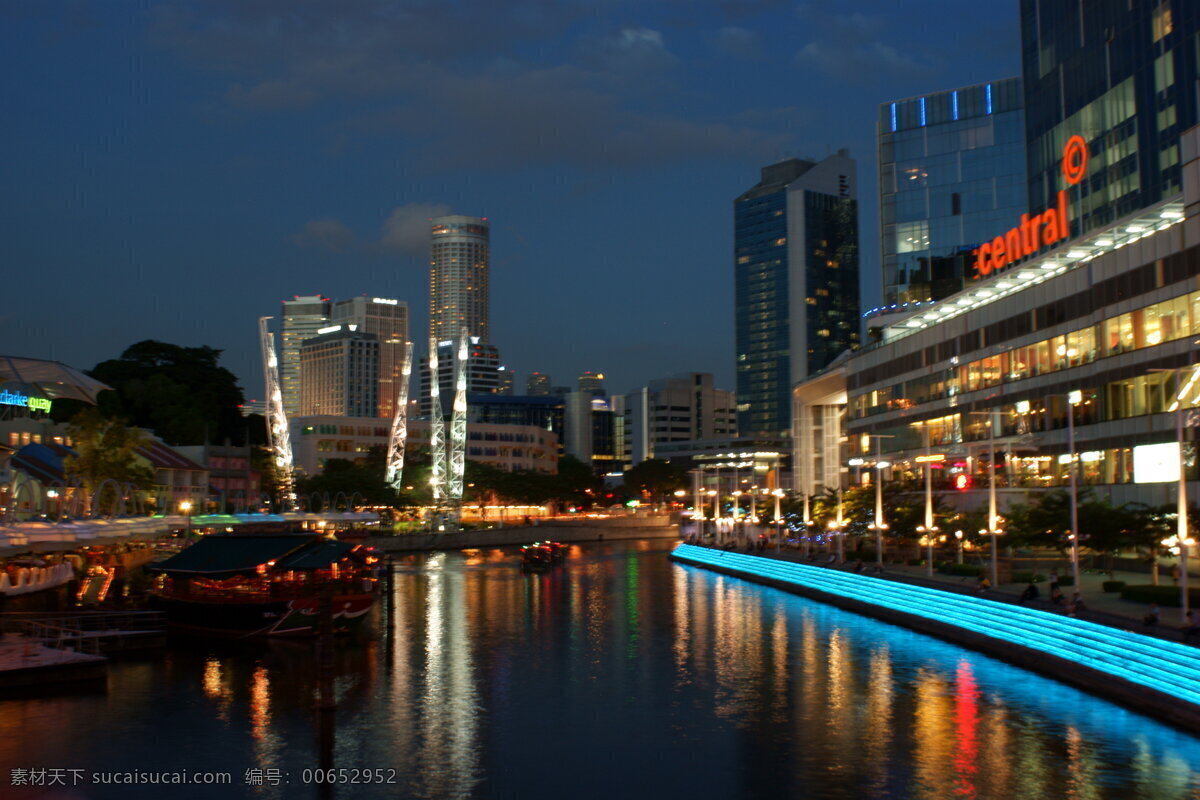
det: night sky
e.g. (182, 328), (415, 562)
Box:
(2, 1), (1017, 400)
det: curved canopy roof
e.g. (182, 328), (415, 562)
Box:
(0, 356), (112, 404)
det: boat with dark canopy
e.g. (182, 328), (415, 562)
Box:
(149, 534), (379, 636)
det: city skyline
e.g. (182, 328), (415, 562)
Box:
(0, 2), (1019, 398)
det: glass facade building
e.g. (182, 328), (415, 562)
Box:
(280, 295), (331, 420)
(1020, 0), (1199, 236)
(878, 79), (1027, 307)
(734, 152), (860, 438)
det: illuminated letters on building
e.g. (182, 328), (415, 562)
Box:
(972, 136), (1087, 278)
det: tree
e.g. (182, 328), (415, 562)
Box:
(87, 340), (248, 446)
(64, 408), (155, 498)
(622, 459), (686, 505)
(295, 446), (397, 507)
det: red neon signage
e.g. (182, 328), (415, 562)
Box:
(972, 137), (1087, 278)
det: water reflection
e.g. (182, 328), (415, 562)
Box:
(2, 539), (1200, 800)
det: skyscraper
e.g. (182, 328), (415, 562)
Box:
(526, 372), (551, 395)
(298, 325), (380, 418)
(331, 296), (409, 419)
(734, 151), (860, 438)
(577, 371), (606, 397)
(280, 295), (330, 419)
(1021, 0), (1199, 237)
(429, 215), (489, 344)
(878, 79), (1027, 306)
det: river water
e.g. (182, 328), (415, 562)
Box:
(2, 538), (1200, 799)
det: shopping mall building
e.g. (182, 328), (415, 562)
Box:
(806, 128), (1200, 511)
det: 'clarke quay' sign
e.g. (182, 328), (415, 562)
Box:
(972, 136), (1088, 278)
(0, 388), (52, 413)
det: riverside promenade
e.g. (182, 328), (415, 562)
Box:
(672, 542), (1200, 734)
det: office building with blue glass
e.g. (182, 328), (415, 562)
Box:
(878, 79), (1027, 307)
(1021, 0), (1199, 237)
(734, 151), (860, 439)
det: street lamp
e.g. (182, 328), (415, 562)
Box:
(180, 500), (194, 539)
(968, 410), (1004, 587)
(827, 518), (843, 562)
(916, 524), (939, 577)
(1066, 390), (1083, 592)
(773, 489), (785, 553)
(954, 529), (964, 564)
(1150, 362), (1199, 616)
(865, 434), (895, 568)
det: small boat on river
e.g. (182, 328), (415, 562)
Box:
(149, 534), (380, 637)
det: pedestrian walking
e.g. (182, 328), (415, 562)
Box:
(1067, 592), (1087, 617)
(1050, 585), (1064, 606)
(1019, 582), (1039, 604)
(976, 574), (991, 593)
(1048, 568), (1060, 593)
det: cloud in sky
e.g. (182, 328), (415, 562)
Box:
(793, 4), (935, 82)
(379, 202), (452, 256)
(292, 218), (356, 251)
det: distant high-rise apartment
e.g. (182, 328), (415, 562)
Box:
(496, 366), (514, 395)
(331, 296), (409, 419)
(734, 152), (860, 438)
(618, 372), (738, 466)
(526, 372), (551, 395)
(280, 295), (330, 419)
(1021, 0), (1199, 236)
(299, 325), (379, 418)
(577, 371), (606, 397)
(429, 215), (489, 344)
(879, 79), (1026, 306)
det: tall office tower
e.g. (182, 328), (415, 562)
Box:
(418, 338), (504, 415)
(429, 215), (490, 344)
(879, 79), (1027, 306)
(331, 296), (409, 419)
(577, 371), (606, 397)
(298, 325), (380, 417)
(734, 151), (860, 438)
(281, 295), (331, 419)
(526, 372), (551, 395)
(1021, 1), (1198, 236)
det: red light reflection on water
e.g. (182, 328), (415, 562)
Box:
(953, 659), (980, 798)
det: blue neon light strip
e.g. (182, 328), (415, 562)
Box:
(672, 544), (1200, 706)
(951, 90), (958, 120)
(986, 83), (993, 114)
(919, 97), (926, 126)
(890, 103), (897, 132)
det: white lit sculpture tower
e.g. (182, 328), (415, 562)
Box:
(384, 341), (414, 491)
(425, 328), (470, 529)
(258, 316), (297, 510)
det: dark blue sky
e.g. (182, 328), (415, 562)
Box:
(1, 1), (1018, 399)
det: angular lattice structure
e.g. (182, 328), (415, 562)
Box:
(428, 336), (446, 506)
(385, 341), (414, 491)
(448, 328), (469, 505)
(258, 316), (296, 509)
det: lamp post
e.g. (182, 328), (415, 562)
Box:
(1066, 390), (1083, 592)
(967, 410), (1005, 587)
(773, 489), (785, 553)
(706, 489), (718, 545)
(865, 435), (895, 569)
(955, 529), (964, 564)
(180, 500), (194, 539)
(920, 425), (939, 577)
(1151, 363), (1199, 616)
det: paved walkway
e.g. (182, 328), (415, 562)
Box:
(706, 543), (1199, 647)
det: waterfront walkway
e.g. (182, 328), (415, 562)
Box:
(709, 545), (1199, 647)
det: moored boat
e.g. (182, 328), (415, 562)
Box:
(149, 534), (380, 637)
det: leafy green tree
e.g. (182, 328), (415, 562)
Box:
(622, 458), (686, 505)
(87, 340), (248, 446)
(295, 446), (397, 507)
(64, 408), (155, 494)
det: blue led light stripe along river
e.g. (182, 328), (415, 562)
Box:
(2, 538), (1199, 799)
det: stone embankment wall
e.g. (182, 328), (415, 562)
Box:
(368, 516), (678, 552)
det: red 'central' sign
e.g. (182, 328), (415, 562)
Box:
(972, 136), (1087, 278)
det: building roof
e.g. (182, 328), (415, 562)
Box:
(11, 443), (67, 484)
(150, 534), (335, 575)
(136, 438), (206, 471)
